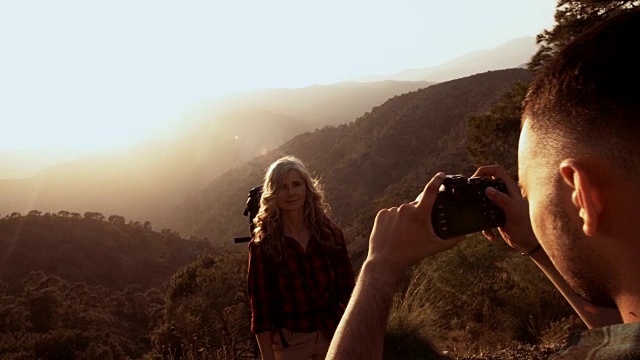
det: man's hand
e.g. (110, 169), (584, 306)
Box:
(367, 172), (464, 271)
(328, 172), (463, 360)
(472, 165), (538, 253)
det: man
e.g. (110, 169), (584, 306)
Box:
(327, 9), (640, 360)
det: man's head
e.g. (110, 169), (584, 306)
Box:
(519, 10), (640, 308)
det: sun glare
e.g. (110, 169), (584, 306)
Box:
(0, 0), (555, 157)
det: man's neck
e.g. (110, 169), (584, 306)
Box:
(608, 223), (640, 324)
(616, 294), (640, 323)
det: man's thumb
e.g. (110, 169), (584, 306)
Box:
(486, 187), (512, 214)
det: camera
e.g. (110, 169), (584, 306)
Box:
(431, 175), (507, 239)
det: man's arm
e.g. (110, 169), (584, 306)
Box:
(328, 260), (403, 360)
(475, 165), (622, 328)
(327, 173), (463, 360)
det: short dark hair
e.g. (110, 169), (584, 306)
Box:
(523, 10), (640, 173)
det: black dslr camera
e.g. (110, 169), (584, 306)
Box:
(431, 175), (507, 239)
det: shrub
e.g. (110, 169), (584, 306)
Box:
(385, 261), (449, 359)
(152, 253), (257, 359)
(385, 234), (577, 356)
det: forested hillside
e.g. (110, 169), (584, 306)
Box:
(171, 69), (534, 250)
(0, 212), (211, 290)
(0, 212), (221, 358)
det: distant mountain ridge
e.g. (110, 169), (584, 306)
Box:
(0, 35), (535, 182)
(170, 69), (534, 251)
(0, 80), (432, 227)
(172, 80), (434, 135)
(359, 37), (536, 82)
(0, 36), (537, 232)
(0, 149), (81, 179)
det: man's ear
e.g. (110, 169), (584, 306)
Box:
(559, 159), (603, 237)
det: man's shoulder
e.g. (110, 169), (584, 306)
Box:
(552, 322), (640, 359)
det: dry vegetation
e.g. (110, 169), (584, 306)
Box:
(384, 235), (585, 359)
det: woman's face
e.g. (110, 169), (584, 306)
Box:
(276, 169), (307, 212)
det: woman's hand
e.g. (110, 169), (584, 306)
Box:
(472, 165), (539, 253)
(255, 332), (276, 360)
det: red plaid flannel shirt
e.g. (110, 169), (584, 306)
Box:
(247, 232), (355, 335)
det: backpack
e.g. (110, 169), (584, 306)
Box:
(237, 185), (294, 346)
(234, 185), (263, 243)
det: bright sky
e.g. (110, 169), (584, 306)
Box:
(0, 0), (556, 154)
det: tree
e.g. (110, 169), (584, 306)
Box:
(161, 228), (180, 238)
(529, 0), (639, 71)
(108, 215), (126, 225)
(153, 254), (255, 358)
(469, 1), (639, 171)
(84, 212), (105, 221)
(467, 82), (529, 176)
(0, 272), (159, 358)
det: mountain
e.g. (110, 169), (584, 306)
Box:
(169, 69), (534, 253)
(360, 37), (536, 82)
(193, 80), (435, 130)
(0, 149), (81, 179)
(0, 212), (211, 290)
(0, 81), (431, 227)
(0, 37), (538, 225)
(0, 212), (214, 358)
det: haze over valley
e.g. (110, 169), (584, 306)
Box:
(0, 31), (542, 231)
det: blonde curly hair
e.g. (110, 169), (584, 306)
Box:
(253, 156), (342, 260)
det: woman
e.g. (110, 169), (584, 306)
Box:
(247, 156), (355, 360)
